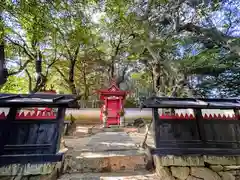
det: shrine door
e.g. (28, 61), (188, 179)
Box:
(106, 98), (121, 126)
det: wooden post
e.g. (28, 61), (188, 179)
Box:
(1, 107), (18, 155)
(234, 109), (240, 147)
(194, 108), (206, 146)
(55, 107), (66, 153)
(152, 108), (159, 148)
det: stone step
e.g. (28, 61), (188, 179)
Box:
(63, 149), (148, 173)
(103, 127), (139, 133)
(58, 171), (157, 180)
(68, 125), (140, 138)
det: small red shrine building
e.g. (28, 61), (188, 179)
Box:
(97, 80), (128, 126)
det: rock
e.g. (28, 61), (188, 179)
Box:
(224, 166), (240, 171)
(186, 176), (203, 180)
(218, 172), (235, 180)
(170, 167), (190, 180)
(191, 167), (221, 180)
(209, 165), (224, 172)
(0, 163), (57, 176)
(204, 156), (237, 165)
(236, 156), (240, 164)
(226, 170), (237, 176)
(0, 177), (11, 180)
(154, 155), (204, 166)
(156, 166), (175, 180)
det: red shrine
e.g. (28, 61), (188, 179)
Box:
(97, 80), (129, 126)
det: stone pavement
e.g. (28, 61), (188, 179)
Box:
(64, 131), (150, 152)
(58, 128), (157, 179)
(58, 171), (158, 180)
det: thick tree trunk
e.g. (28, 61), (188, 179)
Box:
(0, 44), (7, 86)
(0, 11), (8, 86)
(69, 60), (77, 95)
(152, 63), (165, 96)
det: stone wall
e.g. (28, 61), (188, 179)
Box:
(0, 162), (62, 180)
(0, 145), (67, 180)
(154, 155), (240, 180)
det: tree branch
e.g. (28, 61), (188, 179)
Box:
(178, 23), (239, 56)
(55, 67), (69, 84)
(8, 59), (32, 76)
(72, 43), (81, 62)
(6, 37), (35, 60)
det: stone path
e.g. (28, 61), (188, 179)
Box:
(64, 131), (144, 152)
(58, 171), (158, 180)
(59, 129), (156, 179)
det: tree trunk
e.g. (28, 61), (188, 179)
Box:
(0, 11), (7, 86)
(82, 64), (89, 100)
(0, 44), (7, 86)
(25, 69), (32, 93)
(152, 63), (161, 96)
(69, 60), (77, 95)
(110, 61), (114, 79)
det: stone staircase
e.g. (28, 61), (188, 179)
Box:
(58, 126), (156, 180)
(63, 149), (147, 173)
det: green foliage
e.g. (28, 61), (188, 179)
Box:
(0, 0), (239, 99)
(0, 75), (28, 93)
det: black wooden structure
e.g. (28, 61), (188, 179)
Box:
(141, 96), (240, 155)
(0, 93), (78, 166)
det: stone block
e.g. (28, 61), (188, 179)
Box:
(223, 166), (240, 171)
(0, 163), (56, 176)
(170, 166), (190, 180)
(226, 170), (239, 176)
(154, 155), (204, 166)
(186, 176), (203, 180)
(64, 156), (109, 173)
(73, 126), (92, 137)
(204, 156), (237, 165)
(156, 166), (175, 180)
(218, 172), (235, 180)
(236, 156), (240, 164)
(191, 167), (221, 180)
(109, 155), (146, 172)
(209, 165), (224, 172)
(63, 150), (147, 173)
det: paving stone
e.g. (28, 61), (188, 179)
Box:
(65, 132), (139, 152)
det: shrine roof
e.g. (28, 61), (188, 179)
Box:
(140, 96), (240, 109)
(97, 81), (129, 95)
(0, 93), (79, 108)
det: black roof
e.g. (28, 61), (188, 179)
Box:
(140, 96), (240, 109)
(0, 93), (79, 108)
